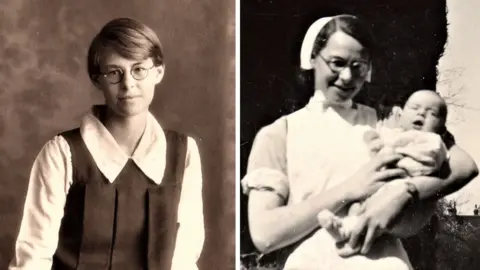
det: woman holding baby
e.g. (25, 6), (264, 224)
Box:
(241, 14), (478, 269)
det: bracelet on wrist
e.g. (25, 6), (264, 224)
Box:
(404, 181), (420, 204)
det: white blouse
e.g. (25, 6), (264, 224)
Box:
(242, 90), (412, 270)
(9, 108), (204, 270)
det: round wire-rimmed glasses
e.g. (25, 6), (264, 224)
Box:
(317, 54), (369, 77)
(99, 64), (156, 84)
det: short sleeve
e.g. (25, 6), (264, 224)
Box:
(241, 118), (289, 201)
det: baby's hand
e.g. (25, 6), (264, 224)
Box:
(363, 130), (384, 156)
(363, 129), (380, 144)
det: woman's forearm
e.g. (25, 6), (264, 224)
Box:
(388, 145), (478, 237)
(387, 199), (437, 238)
(410, 144), (478, 200)
(386, 171), (462, 238)
(248, 182), (355, 253)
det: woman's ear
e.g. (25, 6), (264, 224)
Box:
(91, 75), (103, 90)
(154, 64), (165, 85)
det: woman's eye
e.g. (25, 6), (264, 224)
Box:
(330, 60), (347, 68)
(133, 67), (147, 73)
(106, 70), (121, 77)
(353, 62), (368, 72)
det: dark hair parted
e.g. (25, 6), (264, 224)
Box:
(296, 15), (376, 96)
(87, 18), (164, 81)
(310, 14), (377, 61)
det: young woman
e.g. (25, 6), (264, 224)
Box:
(9, 18), (204, 270)
(242, 14), (477, 269)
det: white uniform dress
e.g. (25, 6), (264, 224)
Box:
(242, 90), (412, 270)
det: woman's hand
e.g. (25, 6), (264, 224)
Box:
(344, 153), (407, 201)
(347, 180), (413, 255)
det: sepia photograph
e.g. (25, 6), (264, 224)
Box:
(240, 0), (480, 269)
(0, 0), (235, 269)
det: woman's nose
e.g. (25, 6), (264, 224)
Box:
(121, 72), (135, 89)
(338, 67), (353, 82)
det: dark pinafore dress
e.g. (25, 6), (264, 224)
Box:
(51, 128), (187, 270)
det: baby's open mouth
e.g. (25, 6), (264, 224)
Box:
(412, 119), (424, 129)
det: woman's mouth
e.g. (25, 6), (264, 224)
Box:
(118, 95), (140, 104)
(119, 95), (138, 100)
(333, 85), (355, 93)
(331, 85), (356, 99)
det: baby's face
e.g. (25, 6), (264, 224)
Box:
(399, 91), (446, 133)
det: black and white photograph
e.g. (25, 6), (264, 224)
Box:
(0, 0), (235, 269)
(240, 0), (480, 269)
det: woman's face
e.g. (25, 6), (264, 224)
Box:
(310, 31), (370, 103)
(94, 51), (164, 118)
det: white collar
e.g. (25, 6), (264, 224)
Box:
(307, 90), (353, 110)
(79, 106), (167, 184)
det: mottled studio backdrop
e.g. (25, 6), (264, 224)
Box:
(0, 0), (235, 269)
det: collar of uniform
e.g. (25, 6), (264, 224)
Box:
(79, 106), (166, 184)
(307, 89), (353, 110)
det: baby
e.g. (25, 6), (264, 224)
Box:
(317, 90), (449, 256)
